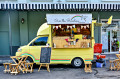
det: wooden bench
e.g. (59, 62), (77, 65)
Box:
(3, 63), (12, 73)
(84, 61), (92, 73)
(10, 64), (19, 75)
(25, 63), (34, 73)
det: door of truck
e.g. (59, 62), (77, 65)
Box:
(29, 36), (48, 62)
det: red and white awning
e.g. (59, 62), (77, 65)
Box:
(0, 3), (120, 11)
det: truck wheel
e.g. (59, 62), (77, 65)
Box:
(71, 57), (84, 68)
(26, 57), (33, 63)
(25, 57), (34, 68)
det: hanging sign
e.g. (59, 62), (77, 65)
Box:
(46, 14), (92, 24)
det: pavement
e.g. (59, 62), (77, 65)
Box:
(0, 60), (120, 79)
(0, 54), (120, 79)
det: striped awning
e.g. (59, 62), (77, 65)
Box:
(0, 3), (120, 11)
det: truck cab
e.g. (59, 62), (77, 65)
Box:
(16, 23), (51, 64)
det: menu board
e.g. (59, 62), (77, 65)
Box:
(40, 47), (51, 63)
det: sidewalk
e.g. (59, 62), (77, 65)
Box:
(0, 56), (13, 65)
(0, 54), (118, 65)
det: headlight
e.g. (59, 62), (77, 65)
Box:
(17, 49), (22, 52)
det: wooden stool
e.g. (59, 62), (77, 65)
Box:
(3, 63), (12, 73)
(10, 64), (19, 75)
(84, 61), (92, 73)
(25, 63), (34, 73)
(19, 61), (26, 73)
(109, 60), (116, 70)
(38, 64), (50, 72)
(114, 59), (120, 71)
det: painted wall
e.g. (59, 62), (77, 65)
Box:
(0, 11), (9, 55)
(0, 11), (20, 55)
(0, 10), (119, 55)
(19, 11), (29, 46)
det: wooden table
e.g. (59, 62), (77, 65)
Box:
(116, 54), (120, 59)
(10, 56), (28, 73)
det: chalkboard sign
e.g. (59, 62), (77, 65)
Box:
(40, 47), (51, 63)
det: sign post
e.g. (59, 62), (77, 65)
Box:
(38, 47), (51, 72)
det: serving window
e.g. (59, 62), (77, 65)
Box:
(52, 24), (92, 48)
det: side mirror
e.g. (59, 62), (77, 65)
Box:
(46, 43), (50, 47)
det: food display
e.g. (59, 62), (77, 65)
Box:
(52, 24), (92, 48)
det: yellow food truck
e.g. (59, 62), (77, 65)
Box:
(16, 14), (112, 67)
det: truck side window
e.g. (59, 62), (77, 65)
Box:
(32, 37), (48, 46)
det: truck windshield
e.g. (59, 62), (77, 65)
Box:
(30, 37), (48, 46)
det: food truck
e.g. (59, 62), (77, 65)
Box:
(16, 14), (110, 67)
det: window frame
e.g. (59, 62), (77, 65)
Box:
(30, 36), (48, 46)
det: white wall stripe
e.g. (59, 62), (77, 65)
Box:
(0, 3), (1, 9)
(76, 4), (78, 9)
(114, 4), (116, 10)
(94, 4), (96, 9)
(97, 4), (99, 9)
(34, 4), (36, 9)
(8, 4), (10, 9)
(54, 4), (56, 9)
(0, 3), (119, 10)
(21, 4), (22, 9)
(57, 4), (59, 9)
(14, 3), (16, 9)
(31, 4), (33, 9)
(24, 4), (26, 9)
(4, 4), (5, 9)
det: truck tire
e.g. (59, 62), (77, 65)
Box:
(26, 57), (35, 68)
(71, 57), (84, 68)
(26, 57), (33, 63)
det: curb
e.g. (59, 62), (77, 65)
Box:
(0, 60), (13, 66)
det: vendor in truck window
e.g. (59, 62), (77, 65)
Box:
(31, 37), (48, 46)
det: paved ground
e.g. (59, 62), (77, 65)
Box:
(0, 60), (120, 79)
